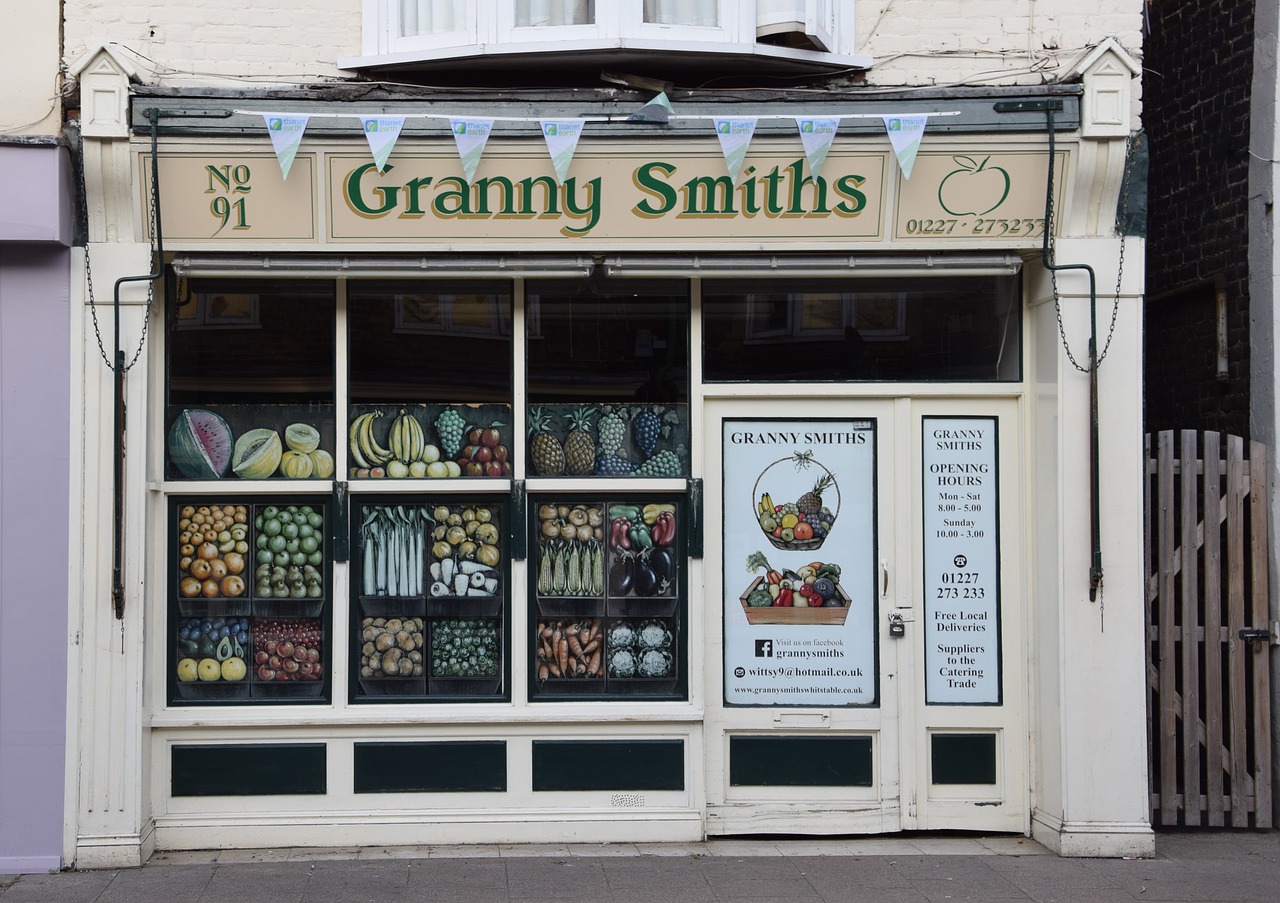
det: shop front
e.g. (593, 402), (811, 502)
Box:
(67, 68), (1153, 864)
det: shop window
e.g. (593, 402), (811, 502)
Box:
(702, 275), (1022, 382)
(529, 496), (686, 700)
(525, 278), (690, 478)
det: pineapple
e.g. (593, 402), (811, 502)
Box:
(563, 407), (597, 475)
(797, 472), (835, 517)
(528, 407), (565, 476)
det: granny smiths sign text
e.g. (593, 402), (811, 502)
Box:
(153, 144), (1062, 246)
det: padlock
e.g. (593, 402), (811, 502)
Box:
(888, 612), (906, 638)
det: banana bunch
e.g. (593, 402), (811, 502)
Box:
(349, 411), (393, 469)
(757, 492), (774, 517)
(389, 409), (426, 463)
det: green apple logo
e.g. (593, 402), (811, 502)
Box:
(938, 155), (1011, 216)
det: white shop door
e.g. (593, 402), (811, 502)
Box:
(703, 397), (1027, 836)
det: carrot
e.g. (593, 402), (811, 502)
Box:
(581, 637), (600, 656)
(587, 649), (602, 676)
(558, 637), (569, 676)
(566, 621), (581, 636)
(537, 663), (549, 682)
(568, 633), (584, 660)
(548, 660), (562, 678)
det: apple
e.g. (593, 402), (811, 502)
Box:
(938, 155), (1011, 216)
(480, 427), (502, 449)
(485, 461), (504, 478)
(177, 658), (199, 682)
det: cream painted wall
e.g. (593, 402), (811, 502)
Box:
(60, 1), (1143, 92)
(3, 6), (63, 135)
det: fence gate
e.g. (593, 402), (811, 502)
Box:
(1145, 430), (1273, 827)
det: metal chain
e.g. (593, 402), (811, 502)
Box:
(79, 134), (157, 373)
(1049, 132), (1134, 373)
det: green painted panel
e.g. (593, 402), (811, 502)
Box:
(354, 741), (507, 793)
(532, 740), (684, 791)
(729, 735), (873, 786)
(172, 744), (326, 796)
(931, 733), (998, 785)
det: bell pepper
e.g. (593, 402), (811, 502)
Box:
(778, 587), (794, 607)
(611, 517), (632, 550)
(630, 522), (653, 550)
(652, 510), (676, 546)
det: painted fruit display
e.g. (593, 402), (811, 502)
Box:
(177, 504), (250, 598)
(253, 504), (325, 584)
(428, 504), (502, 597)
(535, 618), (603, 681)
(177, 615), (249, 683)
(358, 616), (425, 679)
(535, 503), (605, 597)
(168, 409), (234, 479)
(431, 619), (499, 677)
(231, 428), (283, 479)
(253, 618), (323, 682)
(284, 422), (321, 454)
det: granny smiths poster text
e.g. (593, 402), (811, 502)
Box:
(723, 419), (877, 706)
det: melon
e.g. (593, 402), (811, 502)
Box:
(284, 422), (321, 454)
(231, 428), (283, 479)
(168, 409), (234, 479)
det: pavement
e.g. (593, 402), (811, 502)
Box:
(1, 832), (1278, 902)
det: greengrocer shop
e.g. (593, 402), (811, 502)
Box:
(67, 62), (1153, 866)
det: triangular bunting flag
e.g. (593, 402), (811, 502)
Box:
(539, 119), (585, 184)
(712, 117), (757, 184)
(881, 114), (929, 180)
(627, 92), (673, 123)
(260, 113), (310, 180)
(795, 117), (841, 181)
(359, 115), (406, 173)
(449, 118), (494, 182)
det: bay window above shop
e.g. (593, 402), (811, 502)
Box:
(345, 0), (869, 77)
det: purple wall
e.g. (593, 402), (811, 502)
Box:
(0, 144), (72, 873)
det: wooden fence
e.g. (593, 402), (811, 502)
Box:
(1145, 431), (1272, 827)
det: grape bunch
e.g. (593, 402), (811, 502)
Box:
(632, 409), (662, 458)
(434, 408), (467, 459)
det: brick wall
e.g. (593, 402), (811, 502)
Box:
(61, 2), (1144, 90)
(1143, 0), (1254, 437)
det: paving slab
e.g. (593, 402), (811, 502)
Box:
(4, 833), (1280, 902)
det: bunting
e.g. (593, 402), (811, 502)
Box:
(539, 119), (586, 184)
(712, 117), (758, 184)
(359, 115), (406, 173)
(261, 113), (310, 179)
(449, 118), (494, 182)
(881, 114), (930, 180)
(247, 102), (956, 183)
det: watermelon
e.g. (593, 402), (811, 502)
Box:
(168, 409), (234, 479)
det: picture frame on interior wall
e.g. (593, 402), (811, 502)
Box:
(175, 293), (261, 329)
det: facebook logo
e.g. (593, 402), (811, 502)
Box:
(755, 639), (773, 657)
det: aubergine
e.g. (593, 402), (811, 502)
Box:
(649, 547), (676, 586)
(634, 558), (659, 596)
(609, 556), (634, 595)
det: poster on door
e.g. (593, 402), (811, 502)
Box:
(723, 419), (878, 706)
(922, 416), (1002, 704)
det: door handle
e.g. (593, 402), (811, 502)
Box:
(881, 559), (889, 598)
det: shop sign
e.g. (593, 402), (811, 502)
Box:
(722, 419), (877, 707)
(153, 143), (1064, 247)
(921, 416), (1001, 705)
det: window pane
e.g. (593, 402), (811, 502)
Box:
(644, 0), (718, 26)
(400, 0), (467, 37)
(702, 276), (1022, 382)
(526, 279), (689, 478)
(348, 281), (513, 404)
(515, 0), (594, 27)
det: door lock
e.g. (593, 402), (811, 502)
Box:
(888, 612), (906, 638)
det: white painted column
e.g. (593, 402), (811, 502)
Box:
(1028, 238), (1154, 857)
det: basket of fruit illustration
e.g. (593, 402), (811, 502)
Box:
(739, 552), (852, 626)
(752, 451), (839, 551)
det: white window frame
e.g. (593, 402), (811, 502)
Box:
(355, 0), (860, 69)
